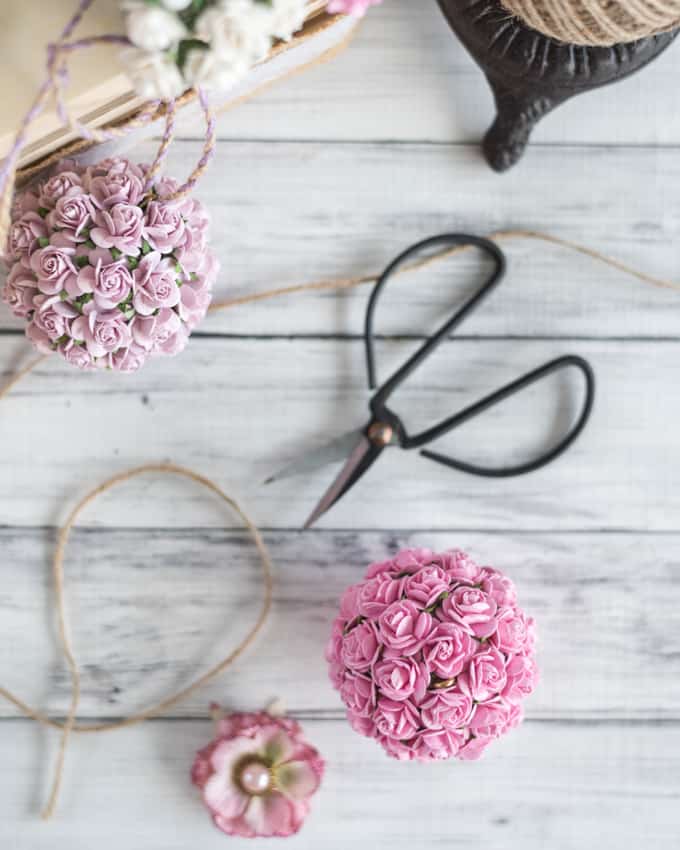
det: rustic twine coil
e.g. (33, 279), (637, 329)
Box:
(499, 0), (680, 45)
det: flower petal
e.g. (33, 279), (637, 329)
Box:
(242, 792), (302, 838)
(275, 760), (321, 800)
(261, 728), (295, 765)
(203, 774), (249, 819)
(210, 736), (263, 775)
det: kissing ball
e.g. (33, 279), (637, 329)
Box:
(2, 158), (218, 372)
(326, 548), (538, 762)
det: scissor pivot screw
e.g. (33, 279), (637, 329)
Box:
(368, 422), (393, 447)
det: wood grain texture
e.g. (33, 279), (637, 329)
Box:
(172, 0), (680, 147)
(2, 718), (679, 850)
(0, 335), (678, 530)
(0, 529), (678, 720)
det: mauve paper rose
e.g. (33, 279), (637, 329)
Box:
(441, 585), (499, 639)
(72, 309), (133, 358)
(378, 599), (434, 656)
(327, 0), (383, 16)
(326, 548), (538, 763)
(458, 646), (508, 703)
(91, 203), (144, 256)
(3, 158), (215, 371)
(46, 190), (94, 242)
(30, 245), (77, 295)
(9, 212), (48, 263)
(133, 251), (181, 315)
(340, 620), (379, 672)
(422, 621), (475, 680)
(38, 170), (83, 209)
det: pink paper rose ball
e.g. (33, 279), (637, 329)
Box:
(192, 709), (324, 839)
(326, 548), (538, 762)
(2, 157), (218, 372)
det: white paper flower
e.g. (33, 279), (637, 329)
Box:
(183, 45), (248, 92)
(126, 6), (187, 52)
(121, 47), (186, 100)
(160, 0), (193, 9)
(267, 0), (308, 41)
(195, 1), (272, 66)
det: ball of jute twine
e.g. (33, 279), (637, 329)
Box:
(499, 0), (680, 45)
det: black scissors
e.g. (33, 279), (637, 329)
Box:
(266, 234), (595, 529)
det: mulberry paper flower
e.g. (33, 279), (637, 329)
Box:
(192, 709), (324, 838)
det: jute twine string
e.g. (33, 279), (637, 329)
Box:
(500, 0), (680, 46)
(2, 224), (680, 819)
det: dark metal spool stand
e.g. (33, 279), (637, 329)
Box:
(437, 0), (678, 171)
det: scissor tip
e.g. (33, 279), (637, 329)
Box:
(263, 475), (275, 485)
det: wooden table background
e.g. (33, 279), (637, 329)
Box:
(2, 2), (680, 847)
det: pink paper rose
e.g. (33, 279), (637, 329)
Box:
(132, 251), (180, 315)
(374, 697), (420, 740)
(108, 343), (149, 373)
(192, 710), (324, 839)
(39, 170), (83, 209)
(378, 599), (435, 656)
(89, 160), (144, 209)
(405, 565), (450, 608)
(339, 671), (375, 717)
(479, 566), (517, 607)
(422, 622), (475, 680)
(327, 0), (383, 16)
(46, 190), (94, 242)
(8, 212), (48, 262)
(468, 701), (511, 738)
(2, 267), (38, 318)
(78, 256), (134, 310)
(412, 727), (467, 760)
(357, 573), (405, 617)
(440, 585), (499, 639)
(420, 689), (473, 730)
(324, 618), (345, 689)
(391, 548), (435, 574)
(458, 646), (508, 703)
(72, 309), (133, 358)
(59, 340), (95, 370)
(492, 607), (536, 655)
(178, 274), (214, 330)
(29, 245), (77, 295)
(501, 654), (539, 704)
(26, 319), (54, 354)
(374, 656), (428, 702)
(143, 199), (186, 252)
(340, 620), (380, 672)
(32, 294), (78, 341)
(433, 549), (484, 584)
(91, 203), (144, 256)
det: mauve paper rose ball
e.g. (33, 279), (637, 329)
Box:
(2, 158), (218, 372)
(326, 548), (538, 762)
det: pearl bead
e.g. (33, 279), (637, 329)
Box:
(238, 760), (272, 795)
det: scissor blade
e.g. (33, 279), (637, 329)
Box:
(304, 434), (383, 529)
(264, 428), (364, 485)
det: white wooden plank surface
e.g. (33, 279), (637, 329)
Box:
(1, 529), (678, 719)
(0, 335), (678, 530)
(3, 719), (679, 850)
(3, 1), (680, 846)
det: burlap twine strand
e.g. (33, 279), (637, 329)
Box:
(3, 225), (680, 820)
(500, 0), (680, 46)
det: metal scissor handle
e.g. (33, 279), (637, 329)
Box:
(364, 232), (596, 478)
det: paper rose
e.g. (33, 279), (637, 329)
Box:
(2, 158), (218, 372)
(192, 709), (324, 838)
(326, 548), (538, 762)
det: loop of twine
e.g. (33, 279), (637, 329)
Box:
(2, 225), (680, 818)
(499, 0), (680, 46)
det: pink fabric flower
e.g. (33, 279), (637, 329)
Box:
(3, 157), (217, 372)
(373, 657), (428, 702)
(327, 547), (538, 763)
(133, 251), (180, 315)
(72, 309), (133, 358)
(327, 0), (383, 16)
(340, 620), (380, 672)
(378, 599), (434, 656)
(440, 585), (499, 639)
(192, 710), (324, 839)
(458, 646), (508, 703)
(422, 622), (475, 680)
(91, 203), (145, 256)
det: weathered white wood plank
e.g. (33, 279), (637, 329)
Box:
(6, 140), (680, 337)
(172, 0), (680, 147)
(2, 718), (679, 849)
(1, 529), (678, 719)
(0, 335), (677, 530)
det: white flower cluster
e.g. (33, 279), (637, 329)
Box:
(121, 0), (308, 101)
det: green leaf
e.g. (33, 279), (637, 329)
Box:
(127, 256), (139, 271)
(75, 256), (89, 268)
(37, 237), (50, 248)
(110, 247), (122, 260)
(141, 240), (152, 255)
(85, 239), (96, 249)
(37, 207), (50, 218)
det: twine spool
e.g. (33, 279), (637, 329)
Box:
(499, 0), (680, 45)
